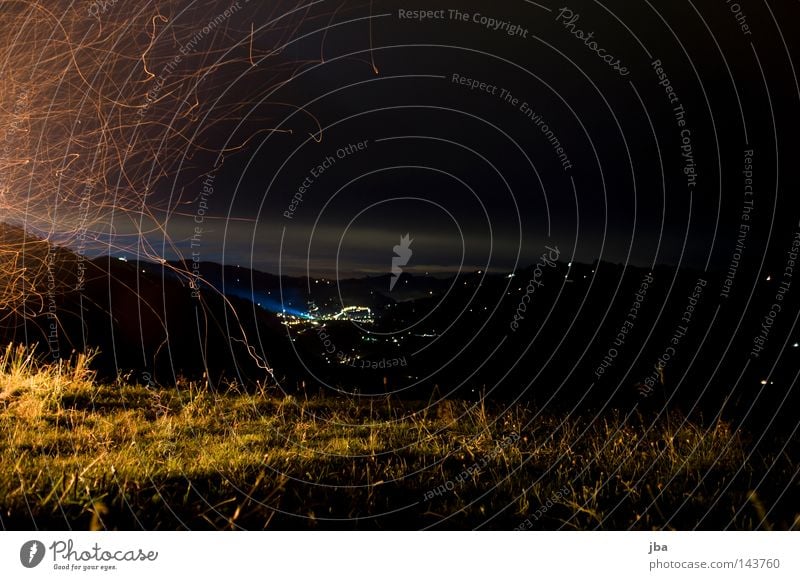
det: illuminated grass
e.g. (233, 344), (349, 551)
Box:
(0, 345), (795, 530)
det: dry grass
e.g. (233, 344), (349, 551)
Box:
(0, 345), (795, 530)
(0, 344), (97, 418)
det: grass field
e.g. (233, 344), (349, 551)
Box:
(1, 344), (796, 530)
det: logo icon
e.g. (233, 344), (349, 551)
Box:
(20, 540), (45, 568)
(390, 234), (413, 291)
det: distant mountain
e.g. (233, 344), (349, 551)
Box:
(0, 225), (293, 387)
(0, 223), (81, 318)
(1, 224), (796, 433)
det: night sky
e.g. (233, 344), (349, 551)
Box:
(89, 0), (800, 280)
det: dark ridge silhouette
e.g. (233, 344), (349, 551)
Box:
(1, 223), (796, 436)
(0, 223), (293, 388)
